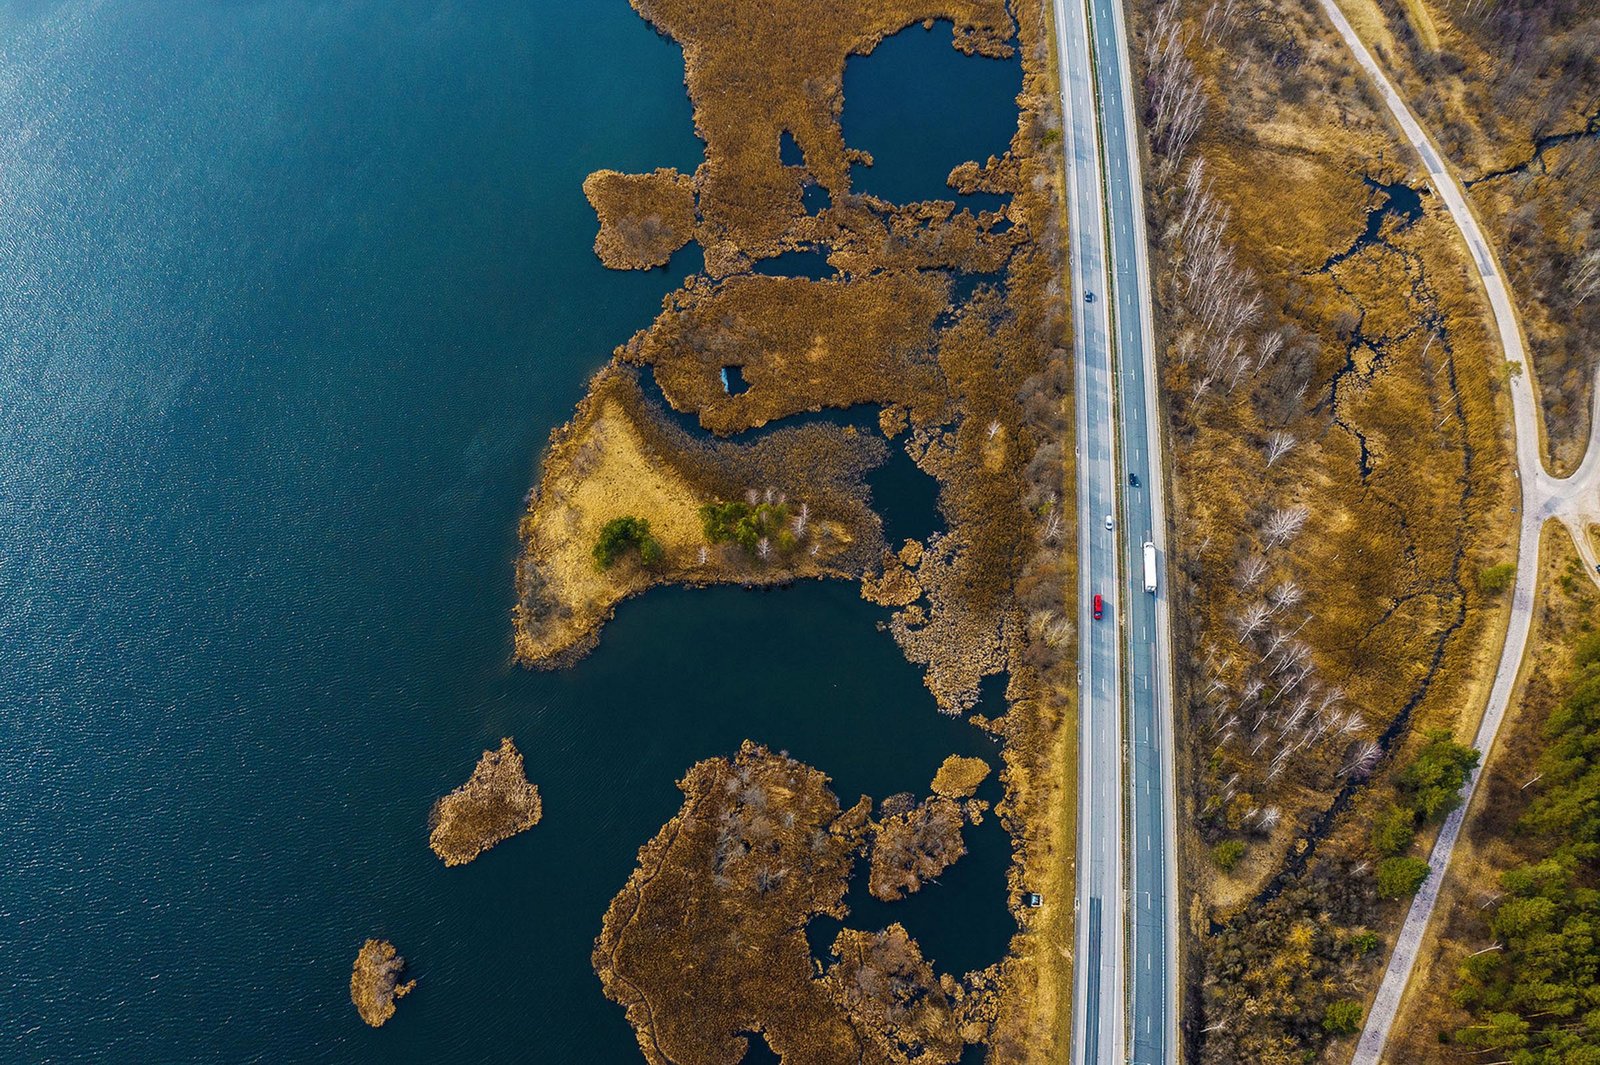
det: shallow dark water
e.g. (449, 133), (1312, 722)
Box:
(843, 22), (1022, 209)
(0, 2), (1019, 1062)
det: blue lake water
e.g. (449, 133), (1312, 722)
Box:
(843, 23), (1022, 208)
(0, 2), (1019, 1062)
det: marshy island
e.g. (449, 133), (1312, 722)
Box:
(515, 0), (1079, 1057)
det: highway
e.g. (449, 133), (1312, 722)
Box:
(1052, 0), (1179, 1058)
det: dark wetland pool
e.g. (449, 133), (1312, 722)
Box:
(0, 3), (1022, 1061)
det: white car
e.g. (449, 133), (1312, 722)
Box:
(1104, 514), (1114, 531)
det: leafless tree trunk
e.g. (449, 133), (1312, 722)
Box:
(1570, 246), (1600, 305)
(1262, 504), (1310, 547)
(1264, 430), (1296, 467)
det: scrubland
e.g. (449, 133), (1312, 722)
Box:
(1358, 0), (1600, 472)
(1130, 0), (1515, 1058)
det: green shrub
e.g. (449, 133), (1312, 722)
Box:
(1478, 562), (1516, 594)
(1212, 839), (1246, 872)
(1322, 1000), (1363, 1035)
(1348, 929), (1379, 956)
(1376, 856), (1431, 899)
(699, 498), (797, 558)
(1575, 630), (1600, 670)
(1371, 804), (1417, 857)
(1398, 730), (1480, 822)
(593, 516), (664, 570)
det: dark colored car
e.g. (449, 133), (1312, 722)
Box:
(1092, 593), (1104, 620)
(1084, 290), (1095, 303)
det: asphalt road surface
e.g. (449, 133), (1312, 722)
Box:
(1053, 0), (1179, 1057)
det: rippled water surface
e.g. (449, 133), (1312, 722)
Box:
(0, 3), (1019, 1061)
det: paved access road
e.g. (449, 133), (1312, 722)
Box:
(1312, 2), (1600, 1061)
(1053, 0), (1179, 1058)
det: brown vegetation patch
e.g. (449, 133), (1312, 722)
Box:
(932, 754), (991, 798)
(627, 0), (1014, 257)
(1361, 0), (1600, 469)
(869, 795), (968, 901)
(350, 939), (415, 1028)
(825, 925), (965, 1062)
(861, 543), (925, 608)
(1468, 133), (1600, 472)
(584, 168), (698, 270)
(428, 737), (542, 867)
(526, 0), (1082, 1055)
(623, 271), (952, 434)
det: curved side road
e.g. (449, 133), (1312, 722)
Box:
(1311, 2), (1600, 1061)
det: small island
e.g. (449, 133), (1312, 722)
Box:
(584, 167), (698, 270)
(827, 924), (964, 1062)
(429, 737), (543, 867)
(350, 939), (415, 1028)
(931, 754), (991, 798)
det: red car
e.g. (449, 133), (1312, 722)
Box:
(1092, 593), (1104, 620)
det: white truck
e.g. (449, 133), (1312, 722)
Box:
(1142, 540), (1158, 593)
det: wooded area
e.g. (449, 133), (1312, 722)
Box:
(1450, 632), (1600, 1060)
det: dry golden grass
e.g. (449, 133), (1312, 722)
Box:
(594, 742), (988, 1065)
(517, 0), (1083, 1055)
(869, 795), (970, 901)
(827, 926), (966, 1060)
(516, 401), (706, 657)
(1383, 526), (1600, 1062)
(932, 754), (992, 798)
(1348, 0), (1600, 470)
(1146, 0), (1511, 897)
(624, 271), (953, 435)
(627, 0), (1014, 258)
(1334, 0), (1401, 61)
(1395, 0), (1440, 50)
(1469, 139), (1600, 474)
(512, 367), (885, 666)
(1130, 0), (1523, 1058)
